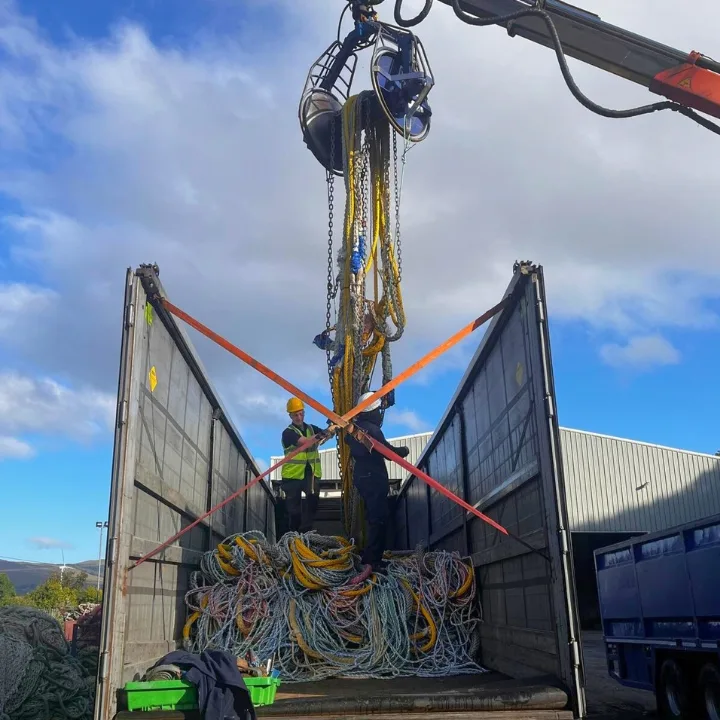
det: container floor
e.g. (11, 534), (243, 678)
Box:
(258, 672), (572, 718)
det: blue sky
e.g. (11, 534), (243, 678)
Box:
(1, 0), (719, 568)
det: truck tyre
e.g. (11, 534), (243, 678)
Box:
(699, 662), (720, 720)
(657, 658), (693, 719)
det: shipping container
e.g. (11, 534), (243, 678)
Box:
(96, 261), (586, 719)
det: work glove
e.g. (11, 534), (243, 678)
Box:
(395, 446), (410, 458)
(321, 426), (337, 440)
(313, 330), (332, 350)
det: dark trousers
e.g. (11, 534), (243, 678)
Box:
(281, 474), (320, 533)
(353, 470), (389, 567)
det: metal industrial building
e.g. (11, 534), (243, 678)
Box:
(271, 427), (720, 626)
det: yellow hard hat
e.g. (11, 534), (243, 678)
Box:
(287, 397), (304, 414)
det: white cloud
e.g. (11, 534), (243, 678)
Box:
(231, 391), (291, 424)
(27, 536), (74, 550)
(600, 335), (681, 370)
(0, 0), (717, 451)
(0, 372), (115, 441)
(0, 435), (34, 460)
(389, 409), (430, 434)
(0, 282), (57, 337)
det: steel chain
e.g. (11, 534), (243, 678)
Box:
(326, 117), (336, 403)
(393, 131), (402, 281)
(356, 99), (370, 370)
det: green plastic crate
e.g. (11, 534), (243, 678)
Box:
(243, 676), (282, 707)
(123, 675), (281, 712)
(124, 679), (198, 712)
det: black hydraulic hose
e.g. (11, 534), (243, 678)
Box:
(448, 0), (720, 134)
(394, 0), (434, 27)
(337, 2), (350, 42)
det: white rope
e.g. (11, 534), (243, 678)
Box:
(184, 532), (486, 683)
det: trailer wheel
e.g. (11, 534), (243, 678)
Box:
(657, 658), (693, 719)
(699, 662), (720, 720)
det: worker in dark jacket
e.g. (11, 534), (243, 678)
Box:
(345, 391), (410, 584)
(280, 397), (324, 533)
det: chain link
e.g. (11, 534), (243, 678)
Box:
(325, 117), (336, 404)
(393, 131), (402, 282)
(360, 117), (369, 274)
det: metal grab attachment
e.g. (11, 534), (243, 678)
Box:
(298, 1), (435, 174)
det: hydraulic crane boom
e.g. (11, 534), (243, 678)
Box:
(299, 0), (719, 181)
(434, 0), (720, 118)
(392, 0), (720, 133)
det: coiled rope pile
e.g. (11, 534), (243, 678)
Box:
(183, 531), (486, 683)
(0, 606), (96, 720)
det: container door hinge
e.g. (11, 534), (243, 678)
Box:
(107, 536), (116, 566)
(126, 302), (135, 329)
(99, 650), (109, 680)
(570, 639), (581, 667)
(559, 528), (569, 555)
(536, 296), (546, 322)
(118, 400), (128, 427)
(545, 393), (555, 418)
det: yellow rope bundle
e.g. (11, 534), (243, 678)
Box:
(331, 94), (406, 537)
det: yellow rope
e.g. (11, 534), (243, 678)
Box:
(182, 594), (208, 641)
(401, 579), (438, 653)
(330, 96), (407, 539)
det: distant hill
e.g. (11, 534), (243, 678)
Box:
(0, 559), (105, 595)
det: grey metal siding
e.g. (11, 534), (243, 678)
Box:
(270, 432), (433, 483)
(97, 267), (275, 720)
(561, 428), (720, 533)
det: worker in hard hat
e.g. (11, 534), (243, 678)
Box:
(280, 397), (325, 533)
(345, 391), (410, 584)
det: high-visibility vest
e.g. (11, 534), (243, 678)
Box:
(281, 424), (322, 480)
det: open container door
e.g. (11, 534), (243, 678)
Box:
(95, 264), (275, 720)
(393, 261), (586, 718)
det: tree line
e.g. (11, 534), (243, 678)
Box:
(0, 569), (102, 619)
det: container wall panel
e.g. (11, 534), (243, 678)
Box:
(427, 416), (464, 537)
(98, 268), (275, 720)
(393, 494), (408, 549)
(406, 471), (430, 549)
(246, 471), (267, 533)
(390, 265), (584, 717)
